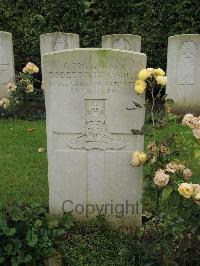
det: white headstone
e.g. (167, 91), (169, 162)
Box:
(44, 48), (146, 231)
(102, 34), (141, 52)
(166, 34), (200, 114)
(40, 32), (79, 73)
(0, 31), (15, 97)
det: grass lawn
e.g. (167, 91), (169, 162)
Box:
(0, 119), (48, 205)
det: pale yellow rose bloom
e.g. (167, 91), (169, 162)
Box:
(135, 80), (146, 94)
(166, 162), (179, 173)
(131, 151), (141, 167)
(26, 84), (34, 93)
(154, 169), (169, 188)
(0, 98), (10, 109)
(183, 168), (192, 180)
(181, 113), (199, 129)
(138, 69), (151, 81)
(138, 152), (147, 163)
(23, 62), (39, 74)
(153, 68), (165, 76)
(156, 76), (167, 86)
(147, 68), (154, 75)
(193, 184), (200, 205)
(192, 184), (200, 195)
(194, 193), (200, 201)
(6, 81), (17, 93)
(178, 183), (193, 198)
(131, 151), (147, 167)
(193, 128), (200, 140)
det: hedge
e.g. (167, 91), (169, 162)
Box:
(0, 0), (200, 72)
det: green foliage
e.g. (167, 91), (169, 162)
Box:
(0, 0), (199, 71)
(0, 201), (73, 265)
(135, 119), (200, 265)
(63, 216), (132, 265)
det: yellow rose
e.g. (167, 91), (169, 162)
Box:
(23, 62), (39, 74)
(178, 183), (193, 198)
(131, 151), (141, 167)
(7, 82), (17, 93)
(147, 68), (154, 75)
(154, 169), (170, 188)
(156, 76), (167, 86)
(26, 84), (34, 93)
(153, 68), (165, 76)
(0, 98), (10, 109)
(194, 193), (200, 201)
(138, 152), (147, 163)
(193, 184), (200, 205)
(131, 151), (147, 167)
(138, 69), (151, 81)
(135, 80), (146, 94)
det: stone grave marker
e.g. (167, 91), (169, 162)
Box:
(40, 32), (79, 73)
(43, 48), (146, 231)
(102, 34), (141, 52)
(0, 31), (15, 97)
(166, 34), (200, 114)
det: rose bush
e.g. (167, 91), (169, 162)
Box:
(130, 67), (200, 265)
(0, 62), (44, 119)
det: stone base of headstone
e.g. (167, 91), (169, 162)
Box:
(44, 253), (62, 266)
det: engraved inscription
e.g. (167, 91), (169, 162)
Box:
(48, 61), (135, 96)
(67, 101), (126, 150)
(177, 41), (197, 85)
(113, 38), (131, 50)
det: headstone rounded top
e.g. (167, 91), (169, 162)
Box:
(0, 31), (12, 37)
(169, 34), (200, 40)
(43, 48), (146, 58)
(103, 34), (141, 38)
(40, 32), (80, 73)
(102, 34), (141, 52)
(40, 32), (79, 38)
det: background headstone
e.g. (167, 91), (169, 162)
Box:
(0, 31), (15, 97)
(166, 34), (200, 114)
(102, 34), (141, 52)
(44, 48), (146, 231)
(40, 32), (80, 73)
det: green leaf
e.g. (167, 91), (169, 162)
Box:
(161, 186), (173, 201)
(52, 228), (66, 238)
(26, 228), (38, 247)
(60, 213), (73, 229)
(47, 216), (59, 229)
(3, 226), (16, 237)
(8, 206), (24, 222)
(165, 98), (175, 106)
